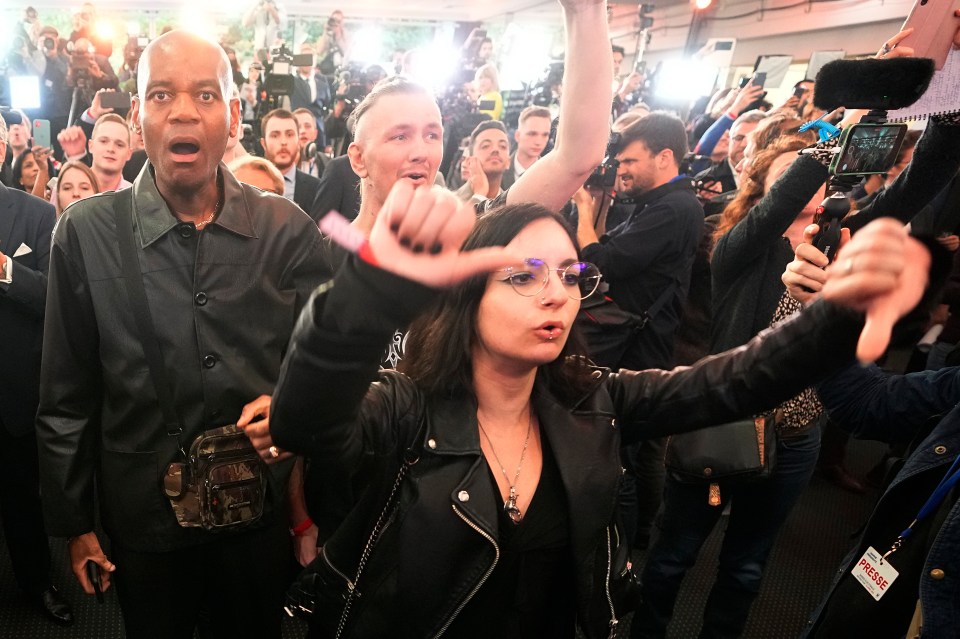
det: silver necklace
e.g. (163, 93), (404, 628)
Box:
(478, 411), (534, 524)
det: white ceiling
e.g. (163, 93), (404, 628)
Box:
(18, 0), (692, 24)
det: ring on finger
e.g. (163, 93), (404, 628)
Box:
(880, 43), (892, 55)
(269, 445), (280, 458)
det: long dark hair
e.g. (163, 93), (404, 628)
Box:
(400, 203), (594, 403)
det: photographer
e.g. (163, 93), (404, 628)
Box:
(69, 3), (112, 58)
(37, 27), (72, 157)
(244, 0), (287, 56)
(66, 38), (119, 119)
(317, 10), (350, 77)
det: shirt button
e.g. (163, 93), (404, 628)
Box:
(457, 490), (470, 502)
(178, 223), (195, 238)
(195, 292), (208, 306)
(930, 569), (946, 580)
(427, 438), (437, 450)
(203, 354), (217, 368)
(935, 445), (948, 455)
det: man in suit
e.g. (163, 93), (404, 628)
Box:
(260, 108), (320, 214)
(501, 105), (552, 190)
(0, 114), (74, 626)
(289, 44), (330, 149)
(310, 154), (360, 223)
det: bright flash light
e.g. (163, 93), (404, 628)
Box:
(499, 24), (552, 92)
(416, 43), (460, 93)
(95, 20), (114, 42)
(655, 58), (718, 102)
(694, 0), (713, 9)
(180, 7), (217, 40)
(127, 21), (141, 36)
(351, 27), (383, 65)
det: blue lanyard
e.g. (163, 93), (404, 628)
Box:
(882, 453), (960, 562)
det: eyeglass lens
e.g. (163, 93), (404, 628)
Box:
(504, 259), (601, 300)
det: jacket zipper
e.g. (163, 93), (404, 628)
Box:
(321, 544), (356, 593)
(605, 527), (618, 639)
(432, 504), (500, 638)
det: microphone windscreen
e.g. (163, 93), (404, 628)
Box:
(813, 58), (935, 111)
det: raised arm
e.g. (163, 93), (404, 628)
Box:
(711, 154), (827, 283)
(506, 0), (612, 211)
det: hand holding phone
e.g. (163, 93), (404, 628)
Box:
(751, 72), (767, 89)
(86, 560), (104, 603)
(33, 119), (51, 149)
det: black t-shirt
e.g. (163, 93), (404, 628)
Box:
(815, 463), (959, 638)
(446, 435), (577, 638)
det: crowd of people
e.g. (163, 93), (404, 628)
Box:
(1, 0), (960, 638)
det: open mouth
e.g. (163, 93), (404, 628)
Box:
(171, 142), (200, 156)
(404, 173), (427, 183)
(535, 323), (564, 340)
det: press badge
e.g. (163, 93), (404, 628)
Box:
(852, 546), (899, 601)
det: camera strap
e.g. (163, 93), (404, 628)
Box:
(115, 189), (186, 457)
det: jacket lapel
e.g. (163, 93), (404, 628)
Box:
(0, 183), (19, 254)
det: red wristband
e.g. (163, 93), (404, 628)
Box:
(725, 110), (739, 121)
(291, 517), (314, 536)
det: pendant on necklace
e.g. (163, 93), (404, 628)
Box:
(504, 486), (522, 524)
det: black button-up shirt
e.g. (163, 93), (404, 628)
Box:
(37, 163), (331, 551)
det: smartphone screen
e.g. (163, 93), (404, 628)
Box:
(32, 119), (51, 149)
(831, 124), (908, 176)
(752, 72), (767, 88)
(793, 86), (806, 99)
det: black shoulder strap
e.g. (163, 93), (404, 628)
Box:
(115, 190), (184, 440)
(644, 277), (679, 322)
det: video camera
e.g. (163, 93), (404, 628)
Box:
(585, 133), (623, 190)
(334, 62), (370, 117)
(262, 42), (313, 98)
(528, 61), (564, 108)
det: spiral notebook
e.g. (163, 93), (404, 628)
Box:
(889, 48), (960, 122)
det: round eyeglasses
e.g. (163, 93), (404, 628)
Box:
(497, 259), (602, 300)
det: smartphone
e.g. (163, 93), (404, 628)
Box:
(899, 0), (960, 70)
(477, 99), (497, 111)
(829, 123), (908, 177)
(738, 76), (749, 89)
(32, 119), (51, 149)
(751, 72), (767, 89)
(100, 91), (131, 110)
(793, 86), (806, 99)
(86, 560), (104, 603)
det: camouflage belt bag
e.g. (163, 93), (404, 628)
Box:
(163, 425), (266, 531)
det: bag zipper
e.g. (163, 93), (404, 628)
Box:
(605, 526), (618, 639)
(207, 476), (260, 491)
(432, 504), (500, 638)
(321, 545), (356, 594)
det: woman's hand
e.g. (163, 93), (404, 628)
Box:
(875, 28), (916, 59)
(238, 394), (294, 464)
(782, 223), (850, 305)
(367, 182), (517, 288)
(820, 218), (930, 363)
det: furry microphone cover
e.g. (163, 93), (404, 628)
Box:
(813, 58), (935, 110)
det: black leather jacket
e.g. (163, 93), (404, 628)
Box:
(271, 258), (865, 638)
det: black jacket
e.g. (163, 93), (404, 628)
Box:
(0, 184), (56, 436)
(310, 155), (360, 223)
(581, 179), (704, 369)
(271, 257), (867, 638)
(36, 163), (330, 551)
(293, 168), (322, 216)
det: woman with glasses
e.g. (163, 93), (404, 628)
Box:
(269, 178), (927, 638)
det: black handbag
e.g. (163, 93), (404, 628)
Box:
(576, 279), (677, 370)
(664, 416), (776, 505)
